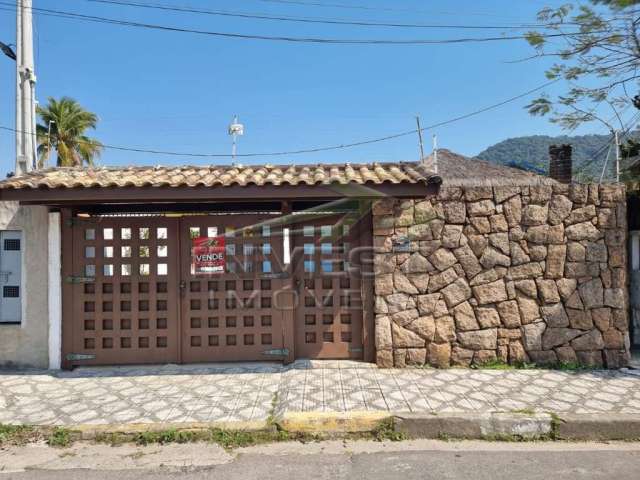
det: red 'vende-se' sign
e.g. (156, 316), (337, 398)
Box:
(192, 236), (225, 274)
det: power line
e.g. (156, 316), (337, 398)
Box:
(0, 2), (608, 46)
(81, 0), (553, 30)
(255, 0), (529, 20)
(0, 80), (559, 159)
(573, 111), (640, 181)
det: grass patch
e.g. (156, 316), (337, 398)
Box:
(1, 424), (76, 448)
(93, 427), (320, 450)
(549, 412), (563, 440)
(266, 391), (279, 427)
(0, 424), (39, 446)
(437, 431), (554, 443)
(549, 362), (599, 371)
(94, 432), (132, 447)
(511, 408), (537, 415)
(208, 428), (293, 449)
(473, 359), (601, 371)
(47, 427), (73, 448)
(371, 419), (406, 442)
(134, 429), (201, 446)
(472, 359), (513, 370)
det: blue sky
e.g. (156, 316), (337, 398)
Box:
(0, 0), (612, 173)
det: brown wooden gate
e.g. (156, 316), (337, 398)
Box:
(63, 207), (372, 367)
(68, 216), (181, 366)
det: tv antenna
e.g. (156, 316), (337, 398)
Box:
(228, 115), (244, 161)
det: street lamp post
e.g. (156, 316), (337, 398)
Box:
(0, 41), (16, 61)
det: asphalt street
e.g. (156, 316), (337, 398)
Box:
(2, 441), (639, 480)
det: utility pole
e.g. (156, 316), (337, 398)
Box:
(598, 142), (613, 185)
(432, 134), (439, 174)
(15, 0), (37, 175)
(1, 41), (17, 172)
(415, 116), (425, 161)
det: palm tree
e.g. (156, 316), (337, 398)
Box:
(36, 97), (103, 168)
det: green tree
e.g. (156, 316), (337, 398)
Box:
(36, 97), (103, 167)
(525, 1), (640, 131)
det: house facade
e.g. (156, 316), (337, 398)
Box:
(0, 150), (631, 369)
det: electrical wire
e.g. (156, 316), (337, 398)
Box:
(80, 0), (556, 30)
(0, 80), (559, 159)
(573, 111), (640, 181)
(255, 0), (529, 20)
(0, 2), (609, 46)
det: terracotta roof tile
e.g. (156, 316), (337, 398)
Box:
(0, 162), (441, 190)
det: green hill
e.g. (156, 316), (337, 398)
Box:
(476, 133), (620, 181)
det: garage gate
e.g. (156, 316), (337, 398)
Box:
(62, 208), (373, 368)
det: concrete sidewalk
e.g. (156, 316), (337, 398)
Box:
(1, 361), (640, 432)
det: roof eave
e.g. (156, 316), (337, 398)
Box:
(0, 181), (438, 206)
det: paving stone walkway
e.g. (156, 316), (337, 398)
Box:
(1, 361), (640, 427)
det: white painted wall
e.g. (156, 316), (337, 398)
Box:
(0, 202), (50, 368)
(48, 212), (61, 370)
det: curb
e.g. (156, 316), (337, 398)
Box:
(554, 413), (640, 441)
(69, 420), (272, 440)
(393, 412), (553, 440)
(13, 412), (640, 442)
(393, 412), (640, 441)
(278, 411), (390, 434)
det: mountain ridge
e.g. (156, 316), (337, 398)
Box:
(475, 132), (622, 180)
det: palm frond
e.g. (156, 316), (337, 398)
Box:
(36, 97), (102, 167)
(75, 136), (103, 166)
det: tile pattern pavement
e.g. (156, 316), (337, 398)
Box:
(1, 361), (640, 427)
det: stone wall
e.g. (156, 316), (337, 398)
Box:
(373, 183), (629, 369)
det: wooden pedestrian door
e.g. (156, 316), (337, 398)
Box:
(291, 214), (365, 360)
(64, 209), (371, 367)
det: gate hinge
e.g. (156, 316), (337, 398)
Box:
(66, 353), (96, 361)
(262, 348), (289, 357)
(65, 276), (95, 284)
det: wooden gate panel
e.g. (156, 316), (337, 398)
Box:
(292, 212), (365, 360)
(179, 215), (290, 363)
(67, 217), (180, 366)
